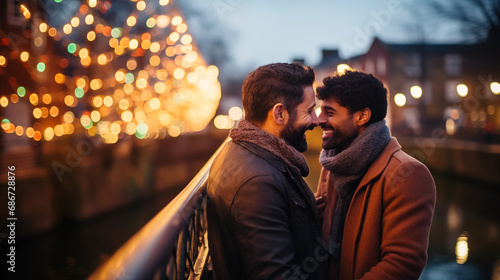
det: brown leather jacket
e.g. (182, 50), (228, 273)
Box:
(207, 140), (329, 280)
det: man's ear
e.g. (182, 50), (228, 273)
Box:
(356, 108), (371, 126)
(271, 103), (288, 126)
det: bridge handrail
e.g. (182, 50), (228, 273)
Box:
(88, 137), (230, 280)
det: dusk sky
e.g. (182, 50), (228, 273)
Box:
(184, 0), (465, 71)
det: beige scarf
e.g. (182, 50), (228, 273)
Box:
(230, 119), (310, 177)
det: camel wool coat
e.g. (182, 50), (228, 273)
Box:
(316, 138), (436, 280)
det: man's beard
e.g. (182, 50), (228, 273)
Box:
(281, 118), (312, 153)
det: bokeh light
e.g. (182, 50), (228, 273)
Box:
(0, 1), (221, 143)
(337, 64), (351, 75)
(457, 84), (468, 97)
(394, 93), (406, 107)
(410, 85), (422, 99)
(491, 82), (500, 95)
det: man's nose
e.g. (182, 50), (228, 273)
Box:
(317, 109), (327, 126)
(311, 110), (320, 127)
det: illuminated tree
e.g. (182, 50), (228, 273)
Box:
(1, 0), (221, 144)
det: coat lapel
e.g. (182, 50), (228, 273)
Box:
(340, 138), (401, 279)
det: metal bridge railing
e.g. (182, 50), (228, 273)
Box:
(88, 138), (229, 280)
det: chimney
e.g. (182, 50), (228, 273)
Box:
(292, 58), (306, 65)
(322, 49), (339, 61)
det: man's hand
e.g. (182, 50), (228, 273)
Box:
(316, 193), (327, 217)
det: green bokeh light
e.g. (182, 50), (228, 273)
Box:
(135, 132), (146, 139)
(67, 43), (77, 54)
(111, 28), (122, 38)
(136, 123), (148, 135)
(2, 118), (10, 124)
(124, 73), (135, 84)
(146, 18), (156, 29)
(37, 62), (46, 72)
(17, 86), (26, 97)
(54, 0), (63, 3)
(75, 87), (85, 98)
(80, 118), (93, 129)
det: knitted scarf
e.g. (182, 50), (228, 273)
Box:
(319, 119), (391, 263)
(230, 119), (310, 177)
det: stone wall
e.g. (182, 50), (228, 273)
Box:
(0, 131), (227, 236)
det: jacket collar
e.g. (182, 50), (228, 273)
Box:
(235, 141), (288, 173)
(236, 140), (319, 214)
(358, 137), (401, 187)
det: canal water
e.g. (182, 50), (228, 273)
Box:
(420, 171), (500, 280)
(14, 170), (500, 280)
(15, 188), (181, 280)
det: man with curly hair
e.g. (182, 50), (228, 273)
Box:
(315, 70), (436, 280)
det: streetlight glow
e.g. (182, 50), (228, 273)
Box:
(410, 86), (422, 99)
(228, 107), (243, 121)
(457, 84), (468, 97)
(455, 234), (469, 264)
(394, 93), (406, 107)
(337, 64), (351, 75)
(491, 82), (500, 95)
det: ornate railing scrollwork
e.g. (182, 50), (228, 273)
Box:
(89, 138), (229, 280)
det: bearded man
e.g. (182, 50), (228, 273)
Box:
(207, 62), (329, 280)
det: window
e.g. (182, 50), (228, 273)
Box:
(365, 58), (375, 74)
(445, 80), (461, 103)
(377, 56), (386, 75)
(352, 62), (362, 71)
(404, 108), (421, 134)
(404, 53), (421, 77)
(7, 0), (28, 26)
(444, 54), (462, 76)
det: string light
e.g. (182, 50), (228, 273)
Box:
(20, 51), (30, 62)
(48, 28), (57, 37)
(85, 14), (94, 25)
(70, 17), (80, 27)
(67, 43), (77, 54)
(37, 62), (46, 72)
(39, 23), (48, 33)
(20, 4), (31, 20)
(17, 87), (26, 97)
(137, 1), (146, 11)
(0, 1), (221, 142)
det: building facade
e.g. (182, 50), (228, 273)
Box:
(315, 38), (500, 142)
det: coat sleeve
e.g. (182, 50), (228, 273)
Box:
(315, 167), (329, 223)
(231, 175), (298, 280)
(315, 167), (328, 198)
(360, 160), (436, 280)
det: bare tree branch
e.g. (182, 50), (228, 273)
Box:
(420, 0), (500, 43)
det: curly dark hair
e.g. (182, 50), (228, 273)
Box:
(242, 62), (315, 124)
(316, 70), (388, 125)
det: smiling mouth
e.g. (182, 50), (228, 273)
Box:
(322, 128), (333, 138)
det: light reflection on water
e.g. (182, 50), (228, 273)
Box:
(302, 139), (500, 280)
(302, 136), (500, 280)
(419, 171), (500, 280)
(18, 152), (500, 279)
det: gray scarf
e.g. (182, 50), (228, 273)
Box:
(319, 119), (391, 263)
(230, 119), (310, 177)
